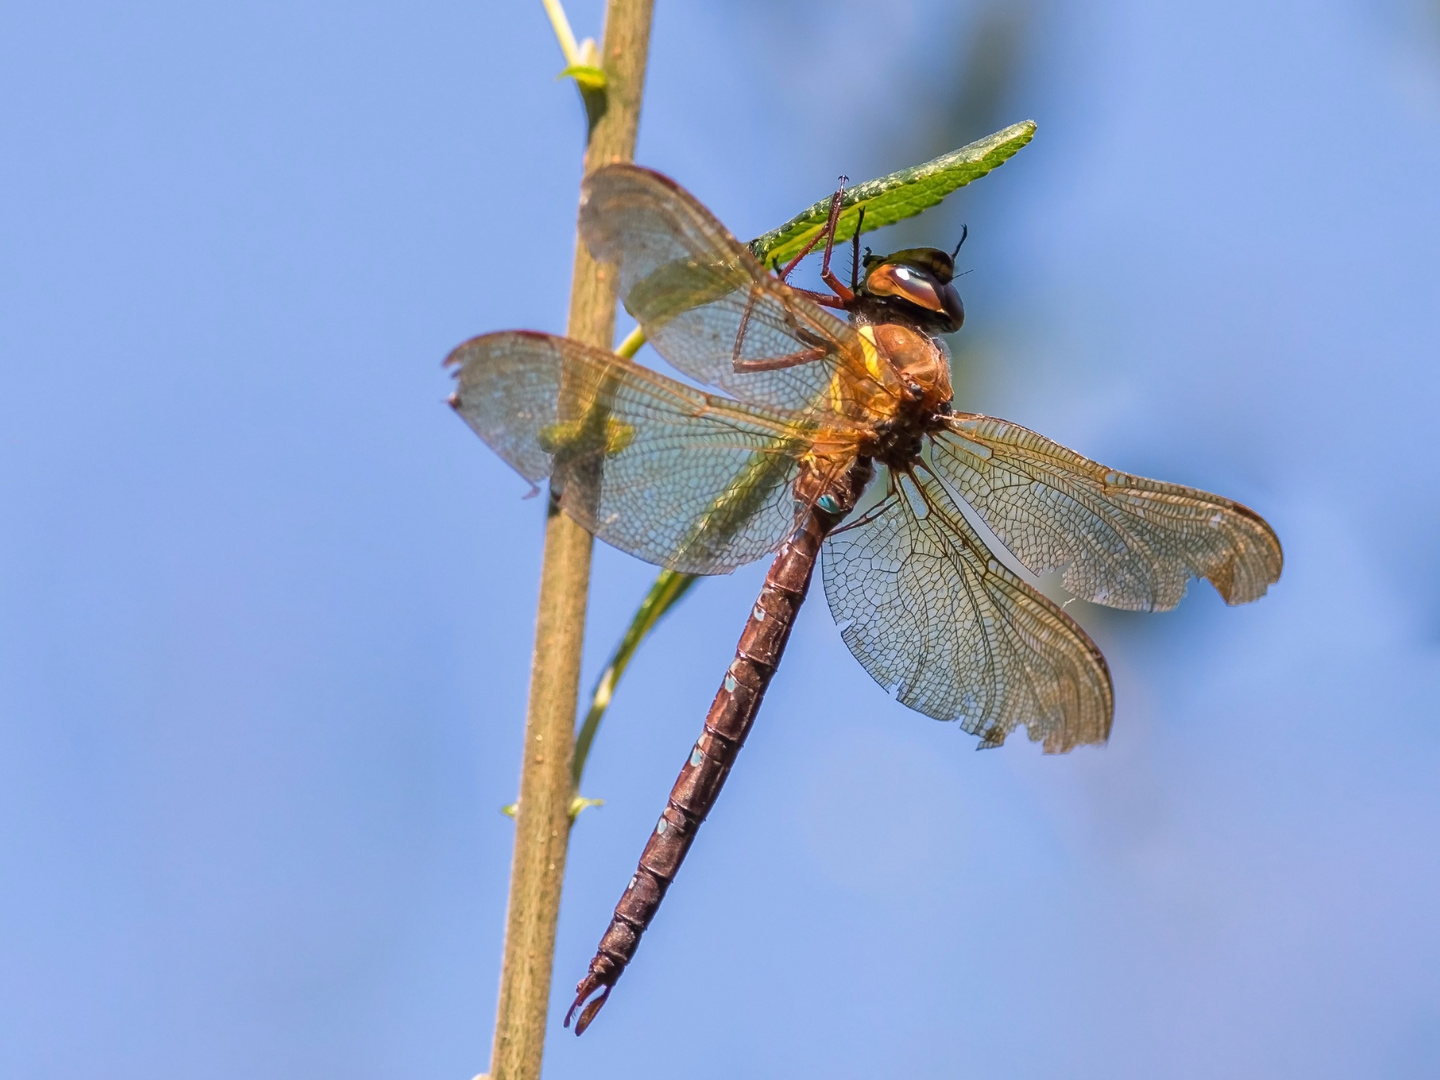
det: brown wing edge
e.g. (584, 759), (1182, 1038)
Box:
(444, 329), (566, 484)
(1204, 497), (1284, 605)
(938, 414), (1285, 611)
(579, 162), (748, 279)
(822, 470), (1114, 754)
(964, 539), (1114, 754)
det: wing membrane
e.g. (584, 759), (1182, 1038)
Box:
(578, 164), (897, 417)
(448, 331), (818, 575)
(822, 466), (1112, 752)
(930, 415), (1283, 611)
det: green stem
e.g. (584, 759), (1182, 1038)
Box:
(614, 325), (646, 360)
(540, 0), (584, 65)
(572, 569), (698, 789)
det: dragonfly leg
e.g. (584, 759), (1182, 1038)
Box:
(736, 180), (854, 365)
(774, 223), (828, 283)
(732, 346), (828, 373)
(730, 282), (762, 369)
(736, 207), (844, 365)
(851, 206), (867, 290)
(819, 179), (856, 305)
(787, 286), (848, 309)
(774, 177), (857, 294)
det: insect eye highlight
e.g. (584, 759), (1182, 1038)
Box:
(865, 262), (945, 313)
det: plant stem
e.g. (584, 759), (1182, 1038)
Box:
(540, 0), (583, 66)
(486, 3), (653, 1079)
(571, 568), (697, 790)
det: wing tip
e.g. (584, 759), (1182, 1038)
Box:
(1207, 541), (1285, 606)
(444, 329), (561, 371)
(580, 163), (700, 247)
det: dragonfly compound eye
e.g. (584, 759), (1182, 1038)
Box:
(865, 263), (965, 331)
(866, 263), (943, 310)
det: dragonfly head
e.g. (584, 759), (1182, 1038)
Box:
(859, 248), (965, 334)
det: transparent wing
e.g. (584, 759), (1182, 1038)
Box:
(448, 331), (818, 575)
(578, 164), (898, 417)
(822, 466), (1112, 753)
(930, 414), (1283, 612)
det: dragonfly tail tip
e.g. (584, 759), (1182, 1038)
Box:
(565, 975), (612, 1036)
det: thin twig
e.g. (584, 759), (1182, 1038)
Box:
(571, 567), (696, 790)
(540, 0), (583, 65)
(486, 4), (654, 1080)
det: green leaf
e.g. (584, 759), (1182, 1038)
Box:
(749, 120), (1036, 269)
(558, 64), (607, 92)
(569, 795), (605, 820)
(571, 569), (698, 788)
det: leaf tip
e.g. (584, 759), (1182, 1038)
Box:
(569, 795), (605, 820)
(558, 64), (607, 92)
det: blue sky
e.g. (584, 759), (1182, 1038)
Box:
(2, 1), (1438, 1077)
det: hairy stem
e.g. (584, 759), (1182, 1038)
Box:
(486, 3), (654, 1079)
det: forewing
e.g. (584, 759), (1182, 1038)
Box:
(579, 164), (892, 416)
(930, 414), (1283, 611)
(448, 331), (814, 575)
(822, 466), (1112, 753)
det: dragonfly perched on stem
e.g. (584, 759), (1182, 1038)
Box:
(447, 164), (1282, 1035)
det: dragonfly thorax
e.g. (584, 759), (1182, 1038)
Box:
(867, 322), (954, 413)
(849, 321), (953, 469)
(865, 417), (927, 469)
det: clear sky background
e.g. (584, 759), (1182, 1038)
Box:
(3, 1), (1439, 1077)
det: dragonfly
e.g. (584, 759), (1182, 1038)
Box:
(447, 163), (1283, 1034)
